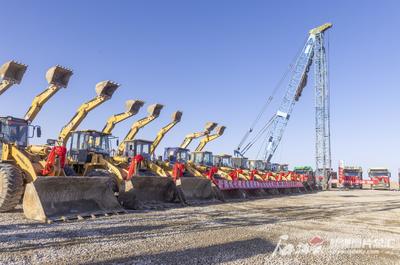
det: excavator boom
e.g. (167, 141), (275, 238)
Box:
(195, 126), (226, 152)
(180, 122), (217, 149)
(24, 66), (73, 123)
(58, 80), (119, 145)
(102, 100), (144, 134)
(0, 61), (27, 96)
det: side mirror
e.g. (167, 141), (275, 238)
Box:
(36, 127), (42, 138)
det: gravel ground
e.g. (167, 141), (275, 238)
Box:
(1, 190), (400, 265)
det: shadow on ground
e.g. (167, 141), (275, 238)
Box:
(87, 237), (274, 265)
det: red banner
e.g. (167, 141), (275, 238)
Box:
(217, 180), (304, 190)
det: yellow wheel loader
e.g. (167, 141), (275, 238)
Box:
(115, 111), (183, 207)
(0, 74), (125, 223)
(160, 123), (225, 202)
(62, 103), (165, 209)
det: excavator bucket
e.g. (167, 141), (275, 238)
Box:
(95, 80), (119, 98)
(204, 122), (218, 132)
(181, 177), (214, 200)
(46, 65), (73, 88)
(22, 176), (126, 223)
(125, 100), (144, 115)
(172, 111), (183, 122)
(147, 103), (164, 117)
(0, 61), (27, 84)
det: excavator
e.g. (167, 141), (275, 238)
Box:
(0, 66), (123, 223)
(0, 60), (27, 96)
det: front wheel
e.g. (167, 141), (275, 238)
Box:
(0, 163), (24, 212)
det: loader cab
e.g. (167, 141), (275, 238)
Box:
(68, 130), (113, 163)
(214, 154), (233, 168)
(248, 160), (267, 171)
(0, 116), (34, 148)
(123, 139), (152, 161)
(232, 157), (248, 169)
(190, 151), (213, 167)
(164, 147), (190, 163)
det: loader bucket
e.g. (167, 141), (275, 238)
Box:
(181, 177), (213, 200)
(95, 80), (119, 98)
(172, 111), (183, 122)
(204, 122), (218, 133)
(22, 176), (126, 223)
(216, 126), (226, 136)
(147, 103), (164, 117)
(123, 176), (175, 205)
(125, 100), (144, 115)
(46, 65), (73, 88)
(0, 61), (27, 84)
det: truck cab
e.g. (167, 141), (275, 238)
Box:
(368, 168), (390, 190)
(342, 166), (363, 189)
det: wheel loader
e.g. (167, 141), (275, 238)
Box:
(159, 124), (229, 202)
(0, 72), (125, 223)
(62, 103), (167, 209)
(117, 111), (185, 206)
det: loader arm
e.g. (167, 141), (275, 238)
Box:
(180, 122), (218, 149)
(102, 100), (144, 134)
(195, 126), (226, 152)
(117, 103), (163, 155)
(58, 81), (119, 146)
(150, 111), (182, 155)
(0, 61), (27, 96)
(0, 80), (14, 96)
(24, 65), (73, 123)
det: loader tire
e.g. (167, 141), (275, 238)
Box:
(0, 163), (24, 212)
(63, 165), (76, 176)
(87, 169), (119, 193)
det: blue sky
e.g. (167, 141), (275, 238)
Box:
(1, 0), (399, 177)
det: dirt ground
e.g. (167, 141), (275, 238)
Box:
(1, 189), (400, 265)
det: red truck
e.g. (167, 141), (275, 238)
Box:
(337, 161), (363, 189)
